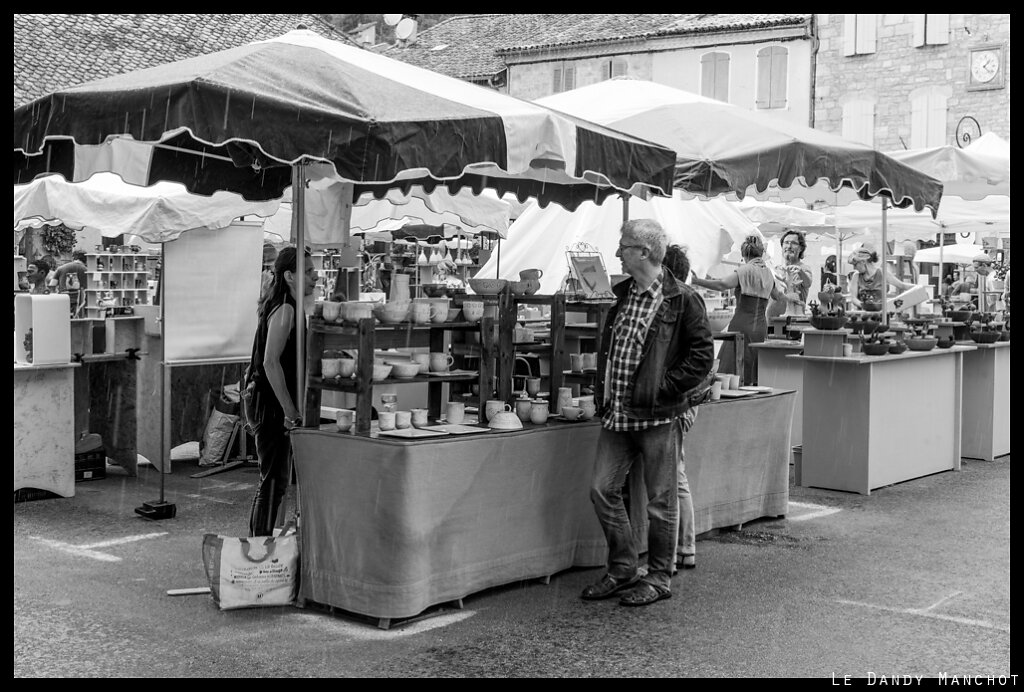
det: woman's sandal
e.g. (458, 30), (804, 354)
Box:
(618, 582), (671, 607)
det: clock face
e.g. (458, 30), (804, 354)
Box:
(971, 50), (1000, 83)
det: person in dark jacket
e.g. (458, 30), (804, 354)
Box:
(580, 220), (714, 607)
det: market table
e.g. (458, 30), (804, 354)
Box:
(15, 362), (80, 498)
(960, 341), (1010, 461)
(290, 389), (794, 626)
(792, 346), (973, 495)
(750, 339), (804, 446)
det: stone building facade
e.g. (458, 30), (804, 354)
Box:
(813, 14), (1009, 150)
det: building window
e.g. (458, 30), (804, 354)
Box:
(605, 58), (628, 80)
(552, 63), (576, 94)
(842, 100), (875, 146)
(755, 46), (787, 109)
(700, 51), (730, 102)
(910, 91), (948, 148)
(843, 14), (877, 56)
(912, 14), (949, 47)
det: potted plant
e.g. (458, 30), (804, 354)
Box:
(905, 323), (938, 351)
(969, 313), (1001, 344)
(860, 328), (890, 356)
(808, 294), (848, 330)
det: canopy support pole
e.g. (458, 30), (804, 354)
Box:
(293, 163), (306, 423)
(881, 198), (889, 326)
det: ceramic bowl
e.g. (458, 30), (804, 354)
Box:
(387, 361), (420, 378)
(508, 280), (531, 296)
(935, 336), (956, 349)
(968, 331), (1000, 344)
(810, 315), (849, 330)
(468, 277), (508, 295)
(373, 300), (410, 324)
(706, 309), (733, 333)
(905, 337), (938, 351)
(340, 301), (375, 323)
(945, 310), (974, 323)
(487, 410), (524, 430)
(862, 342), (890, 356)
(887, 341), (908, 355)
(446, 307), (462, 322)
(371, 363), (393, 381)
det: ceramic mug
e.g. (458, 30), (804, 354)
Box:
(378, 411), (396, 431)
(569, 353), (583, 373)
(429, 298), (449, 324)
(411, 352), (431, 374)
(410, 407), (429, 428)
(410, 300), (432, 324)
(579, 401), (596, 420)
(729, 374), (741, 391)
(529, 400), (549, 424)
(395, 410), (412, 429)
(485, 399), (512, 422)
(337, 358), (357, 378)
(462, 300), (484, 323)
(561, 405), (583, 421)
(446, 401), (466, 425)
(710, 381), (723, 401)
(525, 377), (542, 398)
(519, 268), (543, 282)
(430, 352), (455, 373)
(335, 409), (355, 432)
(581, 352), (597, 370)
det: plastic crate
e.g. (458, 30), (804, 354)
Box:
(75, 433), (106, 482)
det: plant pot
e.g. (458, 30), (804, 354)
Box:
(999, 330), (1010, 342)
(905, 337), (938, 351)
(946, 310), (974, 323)
(861, 301), (884, 313)
(810, 315), (848, 330)
(935, 336), (955, 349)
(968, 331), (1000, 344)
(888, 341), (908, 355)
(862, 342), (890, 356)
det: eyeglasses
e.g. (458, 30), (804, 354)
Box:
(617, 244), (646, 254)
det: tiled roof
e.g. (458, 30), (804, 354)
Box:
(383, 14), (811, 80)
(13, 14), (357, 107)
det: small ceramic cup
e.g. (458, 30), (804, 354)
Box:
(338, 358), (357, 378)
(529, 400), (549, 424)
(581, 352), (597, 370)
(446, 401), (466, 425)
(569, 353), (583, 373)
(410, 408), (429, 428)
(710, 381), (722, 401)
(462, 300), (484, 323)
(561, 405), (583, 421)
(395, 410), (412, 429)
(335, 409), (355, 432)
(430, 352), (455, 373)
(378, 411), (396, 431)
(411, 352), (431, 374)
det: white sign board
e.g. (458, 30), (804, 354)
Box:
(163, 220), (263, 363)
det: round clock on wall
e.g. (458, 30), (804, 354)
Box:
(968, 44), (1005, 90)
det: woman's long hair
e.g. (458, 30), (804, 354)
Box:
(258, 246), (306, 320)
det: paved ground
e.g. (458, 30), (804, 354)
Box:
(13, 451), (1012, 678)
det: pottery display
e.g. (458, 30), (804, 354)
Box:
(905, 337), (938, 351)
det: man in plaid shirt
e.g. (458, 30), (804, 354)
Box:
(581, 219), (714, 607)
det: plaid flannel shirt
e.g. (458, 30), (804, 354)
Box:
(602, 273), (673, 432)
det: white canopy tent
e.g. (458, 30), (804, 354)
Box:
(475, 191), (760, 295)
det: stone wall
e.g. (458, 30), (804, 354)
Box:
(814, 14), (1009, 149)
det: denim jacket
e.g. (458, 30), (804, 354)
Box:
(595, 268), (715, 420)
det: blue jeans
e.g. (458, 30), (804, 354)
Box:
(591, 422), (679, 591)
(676, 407), (699, 560)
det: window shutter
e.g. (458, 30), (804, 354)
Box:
(715, 53), (729, 102)
(611, 59), (628, 78)
(701, 55), (716, 99)
(910, 94), (928, 149)
(912, 15), (926, 47)
(927, 93), (947, 147)
(756, 48), (772, 107)
(564, 66), (575, 92)
(855, 15), (876, 55)
(553, 67), (562, 93)
(843, 14), (857, 56)
(770, 47), (787, 108)
(926, 14), (949, 45)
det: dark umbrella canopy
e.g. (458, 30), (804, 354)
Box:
(537, 78), (944, 216)
(14, 31), (675, 208)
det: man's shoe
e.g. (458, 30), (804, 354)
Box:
(676, 555), (696, 569)
(580, 573), (641, 600)
(619, 582), (672, 607)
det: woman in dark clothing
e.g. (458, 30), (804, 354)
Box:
(691, 235), (783, 385)
(248, 246), (316, 536)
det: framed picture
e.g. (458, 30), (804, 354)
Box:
(568, 253), (614, 299)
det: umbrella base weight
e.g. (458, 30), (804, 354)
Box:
(135, 500), (177, 520)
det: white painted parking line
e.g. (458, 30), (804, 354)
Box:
(291, 609), (476, 639)
(182, 493), (237, 504)
(837, 593), (1009, 633)
(32, 531), (168, 562)
(787, 501), (842, 522)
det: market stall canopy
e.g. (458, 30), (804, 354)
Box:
(913, 243), (990, 265)
(536, 78), (944, 216)
(885, 141), (1009, 200)
(13, 172), (281, 242)
(964, 132), (1009, 159)
(13, 30), (675, 212)
(476, 191), (760, 295)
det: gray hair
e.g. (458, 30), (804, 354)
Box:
(621, 218), (667, 264)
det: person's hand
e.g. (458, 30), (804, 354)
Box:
(283, 414), (302, 431)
